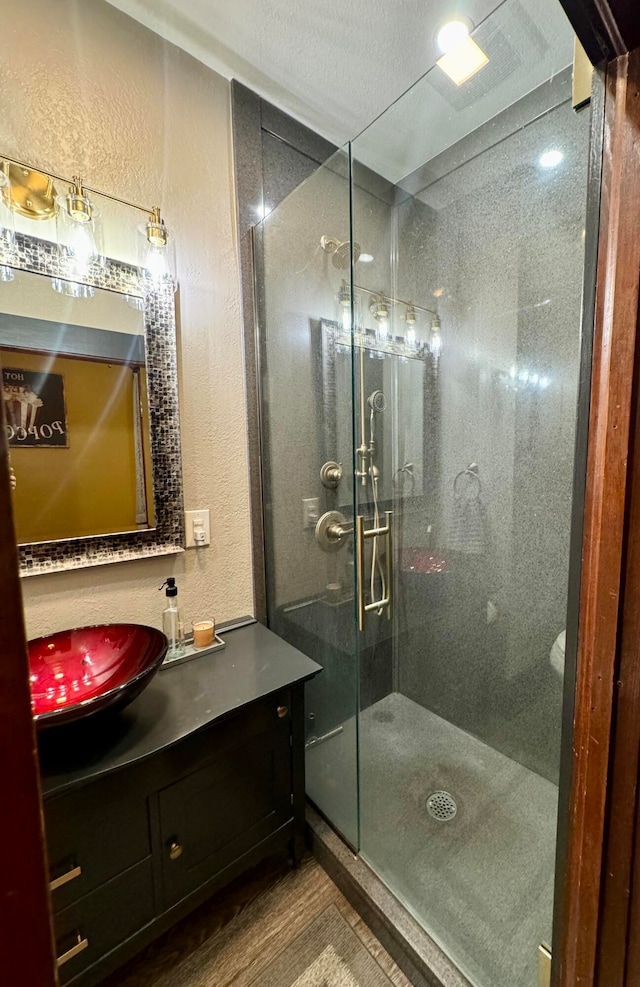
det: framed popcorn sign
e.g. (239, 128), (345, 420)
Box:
(2, 366), (68, 448)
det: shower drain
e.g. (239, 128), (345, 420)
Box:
(426, 791), (457, 821)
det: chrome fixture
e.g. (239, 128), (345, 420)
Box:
(315, 510), (352, 552)
(320, 461), (343, 489)
(367, 389), (387, 414)
(356, 511), (393, 631)
(321, 234), (361, 269)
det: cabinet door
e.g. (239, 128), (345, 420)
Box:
(159, 718), (292, 906)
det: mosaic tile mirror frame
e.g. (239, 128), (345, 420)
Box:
(4, 232), (185, 576)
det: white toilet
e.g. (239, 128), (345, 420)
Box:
(550, 630), (566, 677)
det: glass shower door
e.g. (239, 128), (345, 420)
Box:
(349, 0), (591, 984)
(255, 147), (361, 848)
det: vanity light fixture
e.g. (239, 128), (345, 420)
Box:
(0, 164), (16, 273)
(138, 206), (177, 293)
(335, 279), (353, 332)
(57, 177), (104, 279)
(370, 293), (390, 342)
(0, 154), (180, 296)
(430, 313), (443, 358)
(436, 19), (488, 86)
(405, 303), (418, 346)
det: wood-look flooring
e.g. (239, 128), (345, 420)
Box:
(100, 854), (414, 987)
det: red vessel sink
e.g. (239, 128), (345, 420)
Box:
(29, 624), (168, 730)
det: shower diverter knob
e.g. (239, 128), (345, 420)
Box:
(315, 511), (352, 552)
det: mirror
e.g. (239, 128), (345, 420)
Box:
(0, 230), (184, 576)
(1, 269), (154, 543)
(315, 318), (430, 512)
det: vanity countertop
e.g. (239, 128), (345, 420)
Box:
(38, 620), (321, 798)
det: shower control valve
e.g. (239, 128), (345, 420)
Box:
(320, 461), (343, 489)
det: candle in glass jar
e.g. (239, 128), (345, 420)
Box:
(192, 619), (215, 649)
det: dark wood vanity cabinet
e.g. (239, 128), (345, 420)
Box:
(38, 623), (320, 987)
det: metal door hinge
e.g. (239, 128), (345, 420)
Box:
(538, 943), (551, 987)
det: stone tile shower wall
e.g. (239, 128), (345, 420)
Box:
(396, 98), (590, 783)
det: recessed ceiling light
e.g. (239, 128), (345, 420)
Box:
(437, 20), (470, 55)
(539, 149), (564, 168)
(359, 253), (374, 263)
(437, 35), (489, 86)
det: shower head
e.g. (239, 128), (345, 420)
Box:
(320, 235), (362, 270)
(368, 390), (387, 413)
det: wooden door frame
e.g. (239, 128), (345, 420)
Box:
(553, 47), (640, 987)
(0, 5), (638, 987)
(0, 422), (56, 981)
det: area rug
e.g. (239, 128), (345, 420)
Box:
(248, 905), (395, 987)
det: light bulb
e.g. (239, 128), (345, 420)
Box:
(144, 243), (169, 284)
(341, 307), (351, 332)
(377, 320), (389, 342)
(66, 221), (98, 275)
(430, 314), (443, 357)
(437, 20), (470, 54)
(406, 327), (416, 346)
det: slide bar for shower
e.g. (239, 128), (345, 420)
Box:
(356, 511), (393, 631)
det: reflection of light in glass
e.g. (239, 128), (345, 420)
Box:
(430, 314), (443, 357)
(376, 319), (389, 342)
(342, 307), (350, 332)
(359, 253), (374, 263)
(539, 376), (550, 389)
(0, 265), (14, 282)
(539, 149), (564, 168)
(518, 370), (529, 383)
(406, 327), (416, 346)
(509, 366), (517, 379)
(51, 278), (95, 299)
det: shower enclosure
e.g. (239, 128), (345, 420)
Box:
(254, 2), (593, 984)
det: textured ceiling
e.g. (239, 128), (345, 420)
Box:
(105, 0), (506, 145)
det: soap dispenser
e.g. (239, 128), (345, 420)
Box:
(160, 577), (185, 659)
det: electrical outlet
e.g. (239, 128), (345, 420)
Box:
(185, 509), (210, 548)
(302, 497), (320, 530)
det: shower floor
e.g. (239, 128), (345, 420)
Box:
(307, 692), (557, 987)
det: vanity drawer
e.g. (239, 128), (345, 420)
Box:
(45, 772), (151, 912)
(54, 857), (155, 985)
(159, 716), (292, 907)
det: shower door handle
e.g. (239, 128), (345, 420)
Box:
(356, 511), (393, 632)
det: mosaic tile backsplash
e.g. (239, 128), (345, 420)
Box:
(3, 232), (185, 576)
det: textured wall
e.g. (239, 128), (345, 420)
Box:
(0, 0), (253, 636)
